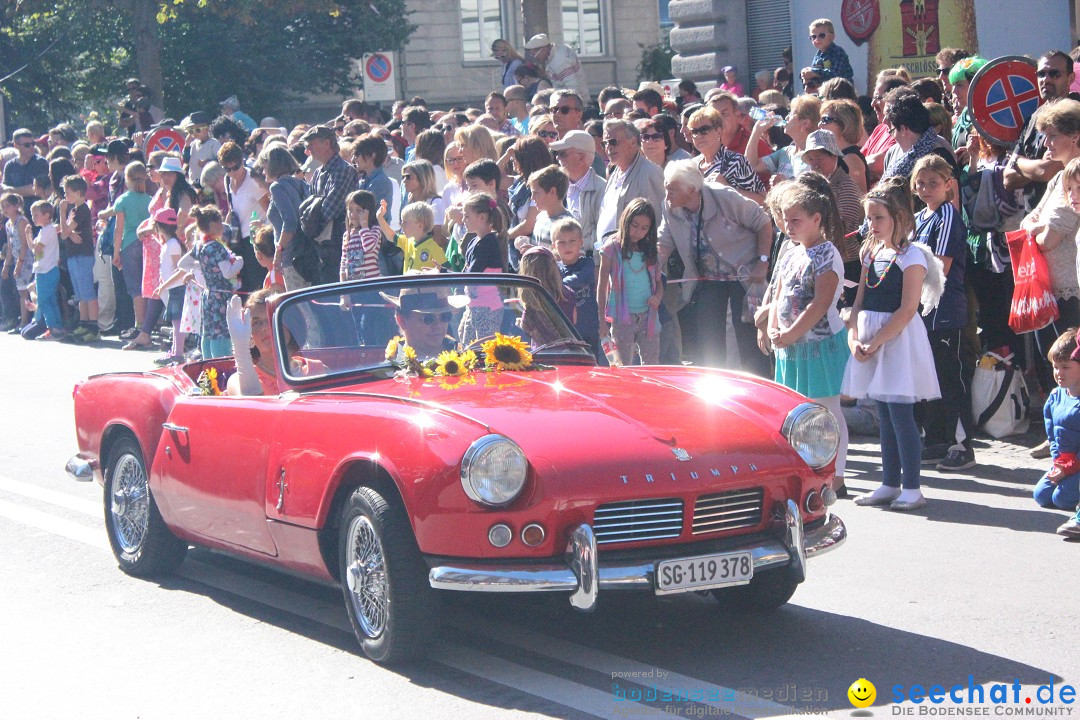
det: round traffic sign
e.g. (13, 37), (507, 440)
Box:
(969, 56), (1041, 146)
(365, 53), (392, 83)
(144, 127), (186, 156)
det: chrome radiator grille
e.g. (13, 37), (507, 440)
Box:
(692, 488), (764, 535)
(592, 498), (684, 544)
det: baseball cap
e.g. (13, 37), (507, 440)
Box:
(152, 207), (178, 225)
(524, 34), (551, 50)
(801, 129), (842, 157)
(548, 129), (596, 156)
(106, 139), (132, 157)
(722, 65), (736, 74)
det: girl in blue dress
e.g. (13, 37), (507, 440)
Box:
(190, 205), (243, 359)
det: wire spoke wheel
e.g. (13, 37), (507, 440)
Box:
(345, 516), (388, 638)
(110, 454), (150, 555)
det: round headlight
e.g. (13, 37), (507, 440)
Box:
(461, 435), (528, 506)
(782, 403), (840, 469)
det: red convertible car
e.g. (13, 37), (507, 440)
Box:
(68, 275), (846, 664)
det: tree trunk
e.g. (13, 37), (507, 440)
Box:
(520, 0), (550, 43)
(131, 0), (164, 108)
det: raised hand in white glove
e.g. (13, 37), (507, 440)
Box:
(227, 294), (251, 349)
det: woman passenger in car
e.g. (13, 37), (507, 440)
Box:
(225, 288), (323, 396)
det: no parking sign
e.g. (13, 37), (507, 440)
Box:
(362, 52), (397, 103)
(969, 56), (1042, 146)
(144, 127), (186, 156)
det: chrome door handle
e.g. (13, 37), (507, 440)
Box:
(162, 422), (189, 434)
(276, 469), (287, 512)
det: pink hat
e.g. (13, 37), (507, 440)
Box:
(152, 207), (178, 224)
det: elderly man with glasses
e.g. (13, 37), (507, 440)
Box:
(550, 130), (607, 254)
(594, 120), (665, 251)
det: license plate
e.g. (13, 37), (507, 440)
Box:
(655, 551), (754, 595)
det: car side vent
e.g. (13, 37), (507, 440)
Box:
(592, 498), (684, 544)
(692, 488), (764, 535)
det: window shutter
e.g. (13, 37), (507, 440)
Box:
(746, 0), (792, 83)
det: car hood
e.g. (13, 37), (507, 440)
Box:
(324, 365), (808, 482)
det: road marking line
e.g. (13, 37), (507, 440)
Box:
(0, 495), (755, 719)
(436, 642), (685, 719)
(452, 615), (797, 718)
(0, 475), (101, 518)
(0, 499), (109, 551)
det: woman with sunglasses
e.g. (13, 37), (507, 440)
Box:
(820, 99), (869, 193)
(529, 115), (560, 148)
(634, 118), (672, 170)
(687, 106), (765, 204)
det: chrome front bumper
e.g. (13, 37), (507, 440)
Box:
(428, 500), (845, 612)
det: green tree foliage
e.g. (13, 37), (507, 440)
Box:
(1, 0), (414, 132)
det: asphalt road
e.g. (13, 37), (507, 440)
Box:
(1, 332), (1076, 720)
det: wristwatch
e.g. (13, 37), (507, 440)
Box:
(758, 254), (769, 264)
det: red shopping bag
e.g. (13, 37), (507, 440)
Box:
(1006, 229), (1059, 334)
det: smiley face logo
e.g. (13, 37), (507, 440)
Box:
(848, 678), (876, 708)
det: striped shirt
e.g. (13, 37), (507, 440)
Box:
(700, 148), (765, 195)
(340, 227), (382, 281)
(914, 202), (967, 331)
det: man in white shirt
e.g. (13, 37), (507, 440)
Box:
(550, 130), (606, 253)
(525, 33), (589, 100)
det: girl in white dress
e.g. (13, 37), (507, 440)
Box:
(843, 178), (941, 511)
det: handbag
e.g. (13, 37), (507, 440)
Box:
(971, 352), (1030, 438)
(1006, 229), (1059, 334)
(98, 216), (117, 257)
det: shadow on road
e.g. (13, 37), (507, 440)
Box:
(145, 548), (1060, 718)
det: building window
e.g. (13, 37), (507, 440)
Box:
(562, 0), (605, 56)
(461, 0), (506, 61)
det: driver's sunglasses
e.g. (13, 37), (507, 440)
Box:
(419, 311), (453, 325)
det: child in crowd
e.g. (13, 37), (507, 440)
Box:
(458, 193), (505, 345)
(1, 193), (33, 332)
(808, 18), (853, 83)
(597, 198), (663, 365)
(58, 174), (99, 342)
(341, 190), (381, 281)
(525, 165), (571, 251)
(765, 178), (850, 496)
(1034, 329), (1080, 528)
(29, 200), (64, 341)
(911, 155), (976, 471)
(460, 160), (512, 270)
(719, 66), (744, 97)
(517, 245), (574, 344)
(252, 226), (284, 291)
(150, 208), (186, 364)
(843, 179), (942, 511)
(188, 205), (241, 359)
(377, 200), (445, 272)
(552, 217), (600, 360)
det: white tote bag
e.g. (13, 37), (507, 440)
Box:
(971, 353), (1030, 438)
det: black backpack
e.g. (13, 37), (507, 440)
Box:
(282, 179), (322, 284)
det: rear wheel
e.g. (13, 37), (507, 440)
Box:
(338, 486), (436, 664)
(103, 436), (187, 576)
(711, 568), (799, 613)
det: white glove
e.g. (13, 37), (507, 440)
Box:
(227, 295), (251, 349)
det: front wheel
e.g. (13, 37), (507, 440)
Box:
(103, 436), (187, 576)
(711, 568), (799, 613)
(338, 486), (437, 664)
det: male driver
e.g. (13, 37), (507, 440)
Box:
(595, 120), (665, 248)
(524, 33), (589, 99)
(1005, 50), (1080, 213)
(550, 130), (607, 253)
(503, 85), (532, 135)
(303, 125), (358, 285)
(384, 284), (455, 359)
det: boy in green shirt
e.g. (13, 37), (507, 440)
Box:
(377, 200), (445, 273)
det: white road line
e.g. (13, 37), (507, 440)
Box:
(0, 488), (747, 719)
(0, 499), (109, 551)
(0, 475), (101, 518)
(436, 643), (685, 720)
(453, 616), (798, 718)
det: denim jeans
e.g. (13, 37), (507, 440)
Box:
(35, 267), (63, 330)
(1034, 472), (1080, 510)
(877, 401), (922, 490)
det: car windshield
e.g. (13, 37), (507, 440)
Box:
(274, 275), (592, 383)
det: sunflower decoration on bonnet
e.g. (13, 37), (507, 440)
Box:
(481, 333), (534, 371)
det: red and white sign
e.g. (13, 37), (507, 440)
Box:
(969, 56), (1041, 146)
(144, 127), (186, 156)
(362, 52), (397, 103)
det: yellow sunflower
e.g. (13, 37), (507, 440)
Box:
(385, 335), (403, 361)
(434, 350), (471, 376)
(481, 333), (533, 371)
(403, 345), (418, 362)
